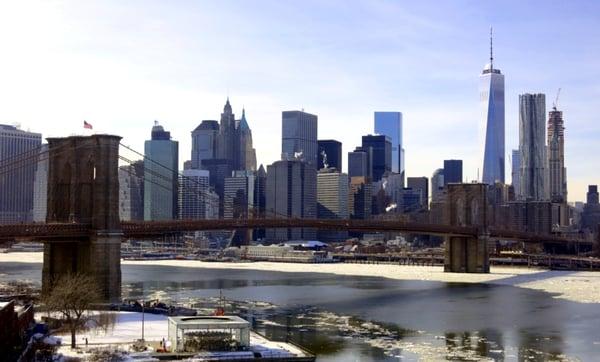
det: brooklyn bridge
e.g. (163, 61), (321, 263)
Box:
(0, 134), (595, 301)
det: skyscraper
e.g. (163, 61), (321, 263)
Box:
(407, 176), (429, 210)
(317, 168), (349, 241)
(191, 120), (219, 170)
(224, 170), (255, 220)
(348, 147), (371, 179)
(224, 170), (256, 246)
(144, 121), (179, 220)
(254, 165), (267, 218)
(317, 168), (349, 219)
(178, 169), (214, 220)
(253, 165), (267, 240)
(349, 176), (372, 219)
(382, 173), (404, 211)
(32, 144), (49, 222)
(266, 159), (317, 241)
(318, 139), (342, 171)
(217, 98), (237, 168)
(547, 107), (567, 203)
(282, 111), (318, 167)
(0, 124), (42, 224)
(200, 158), (231, 217)
(118, 160), (144, 221)
(214, 99), (257, 172)
(511, 149), (521, 197)
(581, 185), (600, 233)
(196, 99), (257, 216)
(361, 135), (391, 182)
(480, 29), (505, 185)
(238, 109), (257, 171)
(519, 93), (548, 201)
(374, 112), (404, 178)
(431, 168), (445, 203)
(443, 160), (463, 185)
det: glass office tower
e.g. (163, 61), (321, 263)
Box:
(374, 112), (403, 179)
(361, 135), (391, 182)
(480, 30), (505, 185)
(144, 121), (179, 220)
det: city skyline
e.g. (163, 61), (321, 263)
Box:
(1, 1), (599, 201)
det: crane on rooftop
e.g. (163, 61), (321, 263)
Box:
(553, 88), (561, 111)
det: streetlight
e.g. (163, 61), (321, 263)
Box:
(141, 298), (145, 343)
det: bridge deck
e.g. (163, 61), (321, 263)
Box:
(0, 219), (593, 245)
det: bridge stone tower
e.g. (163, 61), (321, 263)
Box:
(42, 135), (122, 302)
(444, 183), (490, 273)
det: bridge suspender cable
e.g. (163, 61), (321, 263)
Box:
(119, 142), (291, 220)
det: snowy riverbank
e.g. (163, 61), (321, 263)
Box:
(2, 252), (599, 303)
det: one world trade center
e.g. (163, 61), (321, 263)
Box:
(480, 28), (505, 185)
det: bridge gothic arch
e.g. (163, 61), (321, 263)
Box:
(444, 183), (489, 273)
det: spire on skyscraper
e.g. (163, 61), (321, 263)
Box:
(480, 26), (505, 185)
(490, 26), (494, 70)
(239, 107), (249, 131)
(224, 97), (232, 113)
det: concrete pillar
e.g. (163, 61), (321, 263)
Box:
(444, 183), (490, 273)
(90, 233), (122, 302)
(42, 135), (122, 302)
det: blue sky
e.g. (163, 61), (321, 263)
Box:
(1, 0), (599, 201)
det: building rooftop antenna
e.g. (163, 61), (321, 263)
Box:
(489, 26), (494, 70)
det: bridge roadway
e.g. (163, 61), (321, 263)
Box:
(0, 219), (593, 246)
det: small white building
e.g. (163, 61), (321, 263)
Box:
(168, 315), (250, 353)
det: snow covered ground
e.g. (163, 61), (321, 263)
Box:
(52, 312), (168, 345)
(2, 252), (599, 303)
(48, 311), (308, 359)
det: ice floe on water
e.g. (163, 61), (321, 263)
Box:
(2, 252), (599, 304)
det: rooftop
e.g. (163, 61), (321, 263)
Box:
(168, 315), (249, 328)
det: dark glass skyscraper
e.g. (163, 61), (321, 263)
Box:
(582, 185), (600, 232)
(348, 150), (367, 179)
(443, 160), (463, 185)
(266, 159), (316, 241)
(361, 135), (391, 182)
(374, 111), (404, 178)
(318, 139), (342, 171)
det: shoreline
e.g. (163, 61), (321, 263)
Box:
(2, 252), (599, 304)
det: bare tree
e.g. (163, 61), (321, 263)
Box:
(43, 273), (101, 349)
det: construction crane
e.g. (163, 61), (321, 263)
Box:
(553, 88), (561, 110)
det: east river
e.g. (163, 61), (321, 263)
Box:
(2, 257), (600, 361)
